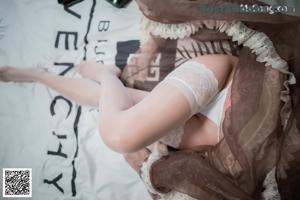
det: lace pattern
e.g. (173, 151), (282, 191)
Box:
(141, 142), (168, 195)
(215, 20), (296, 131)
(140, 13), (208, 40)
(141, 142), (197, 200)
(163, 61), (219, 117)
(159, 124), (185, 148)
(262, 168), (281, 200)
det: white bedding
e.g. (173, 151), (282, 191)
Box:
(0, 0), (150, 199)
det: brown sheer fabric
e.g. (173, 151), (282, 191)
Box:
(137, 0), (299, 24)
(134, 0), (300, 199)
(151, 48), (284, 200)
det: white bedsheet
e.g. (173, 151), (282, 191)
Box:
(0, 0), (150, 199)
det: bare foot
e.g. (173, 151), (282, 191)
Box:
(76, 60), (121, 81)
(0, 66), (47, 82)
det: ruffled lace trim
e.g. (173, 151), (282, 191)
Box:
(141, 142), (196, 200)
(215, 20), (296, 131)
(141, 14), (296, 130)
(140, 14), (211, 41)
(141, 142), (168, 195)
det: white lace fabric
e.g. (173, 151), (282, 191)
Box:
(163, 61), (219, 117)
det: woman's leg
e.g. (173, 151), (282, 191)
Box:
(77, 60), (192, 153)
(76, 54), (236, 153)
(0, 66), (149, 107)
(0, 66), (154, 188)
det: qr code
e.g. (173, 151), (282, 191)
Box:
(3, 168), (32, 197)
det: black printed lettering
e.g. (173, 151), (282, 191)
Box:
(54, 62), (74, 76)
(94, 46), (105, 55)
(44, 173), (64, 193)
(52, 131), (67, 139)
(55, 31), (78, 50)
(50, 96), (73, 118)
(115, 40), (140, 70)
(98, 21), (110, 32)
(63, 0), (84, 19)
(47, 143), (68, 158)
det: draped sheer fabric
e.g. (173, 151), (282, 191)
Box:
(131, 0), (300, 199)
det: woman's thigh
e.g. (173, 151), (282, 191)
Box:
(192, 54), (238, 90)
(178, 55), (237, 148)
(126, 54), (237, 149)
(179, 114), (219, 149)
(129, 86), (218, 149)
